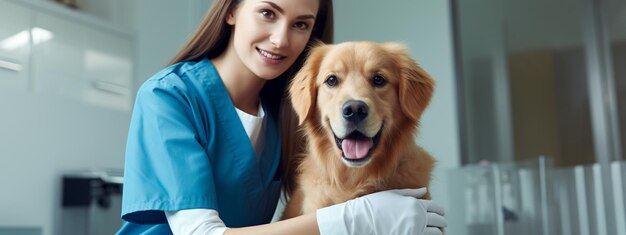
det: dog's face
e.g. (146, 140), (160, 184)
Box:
(290, 41), (434, 169)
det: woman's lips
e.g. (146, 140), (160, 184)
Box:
(257, 48), (286, 64)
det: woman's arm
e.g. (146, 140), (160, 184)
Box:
(224, 213), (319, 235)
(174, 188), (446, 235)
(166, 209), (319, 235)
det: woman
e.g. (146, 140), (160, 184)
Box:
(117, 0), (446, 234)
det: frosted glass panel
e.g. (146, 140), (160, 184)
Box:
(442, 158), (626, 234)
(461, 165), (500, 234)
(447, 158), (554, 235)
(608, 0), (626, 161)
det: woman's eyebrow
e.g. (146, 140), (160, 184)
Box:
(259, 1), (316, 20)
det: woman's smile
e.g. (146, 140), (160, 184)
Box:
(256, 47), (286, 64)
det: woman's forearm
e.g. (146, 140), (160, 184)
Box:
(224, 213), (320, 235)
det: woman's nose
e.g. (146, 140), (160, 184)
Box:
(269, 25), (289, 48)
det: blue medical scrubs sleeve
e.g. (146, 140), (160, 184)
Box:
(121, 76), (218, 224)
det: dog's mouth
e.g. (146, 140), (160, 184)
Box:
(334, 126), (383, 166)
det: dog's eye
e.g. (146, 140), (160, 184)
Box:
(325, 75), (339, 87)
(372, 75), (387, 87)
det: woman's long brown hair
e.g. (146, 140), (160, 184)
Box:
(168, 0), (334, 200)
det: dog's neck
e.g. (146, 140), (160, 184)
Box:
(307, 138), (396, 188)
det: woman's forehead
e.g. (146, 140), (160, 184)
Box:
(244, 0), (320, 16)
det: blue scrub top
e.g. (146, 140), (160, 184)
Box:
(117, 58), (282, 234)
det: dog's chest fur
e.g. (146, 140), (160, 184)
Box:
(297, 144), (434, 214)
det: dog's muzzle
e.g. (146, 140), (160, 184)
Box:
(334, 126), (382, 167)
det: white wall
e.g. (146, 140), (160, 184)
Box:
(333, 0), (461, 232)
(132, 0), (201, 90)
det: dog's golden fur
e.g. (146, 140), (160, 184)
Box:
(282, 41), (436, 217)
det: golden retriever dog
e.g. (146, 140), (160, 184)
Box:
(282, 41), (436, 218)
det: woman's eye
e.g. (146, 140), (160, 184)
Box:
(372, 75), (386, 87)
(259, 9), (275, 19)
(294, 22), (309, 30)
(325, 75), (338, 87)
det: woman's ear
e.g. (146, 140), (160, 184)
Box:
(226, 5), (237, 25)
(383, 43), (435, 122)
(227, 15), (235, 25)
(289, 44), (329, 125)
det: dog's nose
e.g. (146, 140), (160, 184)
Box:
(342, 100), (368, 124)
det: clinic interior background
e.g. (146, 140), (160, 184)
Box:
(0, 0), (624, 234)
(0, 1), (457, 234)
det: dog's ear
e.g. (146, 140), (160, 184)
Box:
(289, 43), (329, 125)
(383, 43), (435, 122)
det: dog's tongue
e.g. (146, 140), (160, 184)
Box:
(341, 138), (373, 160)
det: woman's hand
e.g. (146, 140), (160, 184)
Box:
(316, 188), (447, 235)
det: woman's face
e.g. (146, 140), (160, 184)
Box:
(227, 0), (319, 80)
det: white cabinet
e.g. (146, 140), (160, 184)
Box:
(0, 0), (134, 111)
(32, 10), (134, 111)
(80, 0), (133, 29)
(0, 1), (31, 91)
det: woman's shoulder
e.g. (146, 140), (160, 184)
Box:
(138, 59), (215, 97)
